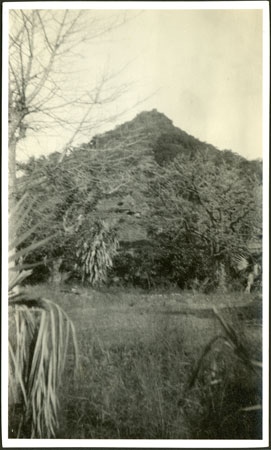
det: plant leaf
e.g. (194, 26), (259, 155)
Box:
(9, 234), (57, 263)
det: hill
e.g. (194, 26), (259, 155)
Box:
(80, 108), (261, 172)
(74, 108), (261, 238)
(82, 109), (219, 161)
(17, 109), (262, 289)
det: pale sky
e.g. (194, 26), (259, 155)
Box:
(13, 7), (263, 161)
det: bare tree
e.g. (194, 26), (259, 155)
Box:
(8, 8), (133, 197)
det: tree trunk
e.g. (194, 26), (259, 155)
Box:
(216, 262), (228, 293)
(8, 106), (21, 205)
(8, 137), (17, 209)
(8, 123), (20, 406)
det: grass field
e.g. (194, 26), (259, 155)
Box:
(9, 284), (262, 439)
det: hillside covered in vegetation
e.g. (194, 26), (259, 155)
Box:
(17, 109), (262, 291)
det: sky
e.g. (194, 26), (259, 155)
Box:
(10, 6), (264, 161)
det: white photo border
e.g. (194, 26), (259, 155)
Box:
(2, 1), (269, 448)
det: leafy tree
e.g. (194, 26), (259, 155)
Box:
(16, 138), (141, 283)
(147, 151), (262, 290)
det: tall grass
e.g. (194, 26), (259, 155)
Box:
(186, 307), (262, 439)
(56, 298), (262, 440)
(59, 325), (192, 439)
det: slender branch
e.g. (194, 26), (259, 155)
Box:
(58, 103), (97, 163)
(36, 11), (54, 53)
(25, 12), (68, 105)
(21, 11), (35, 87)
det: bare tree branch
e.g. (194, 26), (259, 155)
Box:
(8, 8), (143, 201)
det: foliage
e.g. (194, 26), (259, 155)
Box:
(8, 195), (78, 438)
(75, 220), (119, 285)
(111, 246), (159, 289)
(152, 130), (202, 165)
(186, 308), (262, 439)
(16, 148), (127, 284)
(147, 150), (262, 290)
(15, 111), (158, 285)
(15, 111), (262, 290)
(189, 307), (262, 388)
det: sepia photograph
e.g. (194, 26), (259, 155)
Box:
(2, 1), (269, 447)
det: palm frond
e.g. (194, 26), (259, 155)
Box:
(75, 219), (119, 285)
(213, 307), (261, 372)
(189, 308), (262, 389)
(9, 299), (78, 438)
(9, 223), (40, 252)
(8, 193), (29, 222)
(9, 234), (57, 263)
(8, 195), (78, 438)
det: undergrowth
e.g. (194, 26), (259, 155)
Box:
(58, 326), (191, 439)
(56, 297), (262, 439)
(13, 284), (261, 439)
